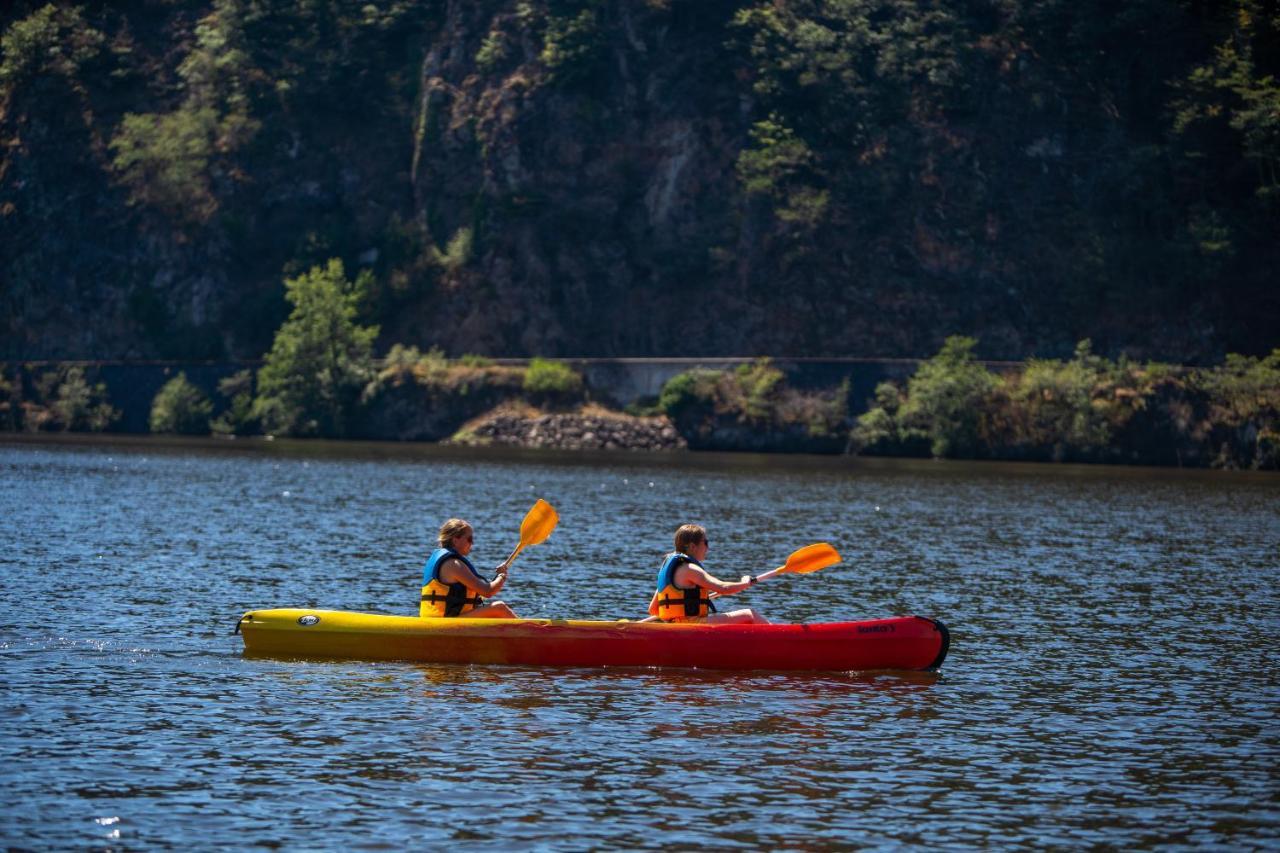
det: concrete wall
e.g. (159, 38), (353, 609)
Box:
(4, 362), (254, 433)
(560, 358), (923, 409)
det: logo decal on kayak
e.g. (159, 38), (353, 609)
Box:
(297, 615), (321, 626)
(857, 624), (895, 634)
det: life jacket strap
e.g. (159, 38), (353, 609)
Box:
(421, 592), (484, 606)
(656, 596), (710, 608)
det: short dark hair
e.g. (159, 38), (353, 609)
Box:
(674, 523), (706, 553)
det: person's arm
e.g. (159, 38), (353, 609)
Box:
(439, 558), (507, 596)
(675, 563), (754, 596)
(647, 589), (660, 616)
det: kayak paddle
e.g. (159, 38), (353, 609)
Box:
(506, 499), (559, 565)
(710, 542), (841, 598)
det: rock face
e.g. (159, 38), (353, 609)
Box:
(452, 410), (686, 452)
(3, 2), (1277, 365)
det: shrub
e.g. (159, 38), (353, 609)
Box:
(540, 9), (605, 86)
(150, 373), (213, 434)
(659, 360), (846, 451)
(657, 368), (721, 422)
(731, 359), (786, 423)
(523, 357), (584, 401)
(476, 31), (508, 70)
(1197, 350), (1280, 427)
(438, 227), (473, 273)
(1195, 348), (1280, 468)
(0, 366), (21, 431)
(624, 396), (665, 417)
(366, 345), (451, 397)
(1009, 340), (1114, 460)
(457, 353), (495, 367)
(898, 336), (999, 457)
(853, 381), (929, 456)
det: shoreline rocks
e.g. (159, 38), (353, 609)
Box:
(450, 407), (686, 451)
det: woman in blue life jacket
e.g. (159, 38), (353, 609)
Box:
(420, 518), (517, 618)
(647, 524), (770, 624)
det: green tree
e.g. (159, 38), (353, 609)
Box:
(254, 259), (379, 437)
(0, 5), (104, 90)
(210, 369), (258, 436)
(540, 7), (606, 87)
(149, 373), (213, 434)
(35, 367), (118, 432)
(1173, 4), (1280, 204)
(110, 108), (223, 222)
(108, 0), (260, 225)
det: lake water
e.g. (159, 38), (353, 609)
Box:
(2, 435), (1277, 848)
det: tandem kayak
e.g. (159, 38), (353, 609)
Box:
(237, 609), (950, 672)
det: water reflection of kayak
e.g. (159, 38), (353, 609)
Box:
(237, 609), (950, 672)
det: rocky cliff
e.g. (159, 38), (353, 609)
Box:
(2, 1), (1277, 363)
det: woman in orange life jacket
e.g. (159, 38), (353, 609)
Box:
(420, 518), (517, 619)
(647, 523), (770, 624)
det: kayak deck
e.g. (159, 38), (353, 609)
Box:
(237, 609), (950, 672)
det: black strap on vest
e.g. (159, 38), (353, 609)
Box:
(421, 583), (485, 617)
(657, 585), (717, 616)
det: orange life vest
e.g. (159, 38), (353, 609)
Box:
(653, 553), (716, 621)
(420, 548), (485, 617)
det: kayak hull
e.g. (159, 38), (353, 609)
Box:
(237, 609), (950, 672)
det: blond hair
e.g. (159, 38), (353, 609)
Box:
(673, 523), (707, 553)
(438, 518), (473, 549)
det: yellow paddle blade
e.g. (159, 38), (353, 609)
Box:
(519, 499), (559, 547)
(780, 542), (841, 575)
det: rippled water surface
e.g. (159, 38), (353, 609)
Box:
(2, 436), (1277, 848)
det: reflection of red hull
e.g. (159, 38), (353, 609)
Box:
(238, 609), (950, 672)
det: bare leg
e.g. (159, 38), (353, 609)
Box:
(465, 601), (518, 619)
(705, 608), (769, 625)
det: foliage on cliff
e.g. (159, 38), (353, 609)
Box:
(353, 344), (529, 440)
(2, 1), (1278, 363)
(854, 340), (1280, 469)
(659, 359), (848, 452)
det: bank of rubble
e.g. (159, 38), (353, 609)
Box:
(449, 405), (686, 452)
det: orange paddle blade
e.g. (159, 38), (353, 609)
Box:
(779, 542), (841, 575)
(519, 499), (558, 548)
